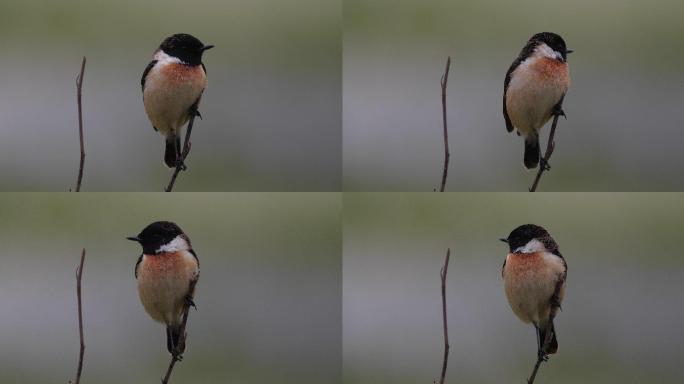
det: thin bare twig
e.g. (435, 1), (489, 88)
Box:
(526, 316), (555, 383)
(438, 57), (451, 192)
(73, 249), (86, 384)
(529, 108), (565, 192)
(161, 357), (180, 384)
(164, 113), (197, 192)
(527, 355), (544, 384)
(161, 279), (198, 384)
(74, 57), (86, 192)
(437, 248), (450, 384)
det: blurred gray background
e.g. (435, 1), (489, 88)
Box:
(344, 0), (684, 191)
(0, 0), (340, 191)
(344, 193), (684, 383)
(0, 193), (341, 383)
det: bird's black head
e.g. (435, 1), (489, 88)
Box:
(528, 32), (572, 61)
(159, 33), (214, 66)
(127, 221), (187, 255)
(500, 224), (558, 254)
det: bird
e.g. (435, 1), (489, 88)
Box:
(128, 221), (200, 357)
(503, 32), (572, 169)
(500, 224), (567, 360)
(141, 33), (213, 168)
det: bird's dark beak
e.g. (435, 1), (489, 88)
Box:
(566, 49), (574, 54)
(202, 45), (215, 51)
(127, 236), (141, 242)
(499, 238), (508, 243)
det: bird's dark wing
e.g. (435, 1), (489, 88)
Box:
(501, 257), (507, 278)
(550, 251), (567, 310)
(553, 94), (567, 116)
(134, 254), (143, 279)
(141, 60), (158, 92)
(201, 63), (207, 75)
(187, 92), (204, 119)
(189, 249), (200, 267)
(504, 40), (538, 133)
(503, 58), (522, 133)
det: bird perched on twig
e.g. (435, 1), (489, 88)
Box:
(504, 32), (572, 169)
(128, 221), (200, 357)
(500, 224), (567, 360)
(141, 33), (213, 168)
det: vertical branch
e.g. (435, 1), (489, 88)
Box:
(73, 249), (86, 384)
(161, 279), (198, 384)
(437, 248), (450, 384)
(438, 57), (451, 192)
(74, 57), (86, 192)
(164, 113), (196, 192)
(527, 355), (544, 384)
(161, 357), (180, 384)
(529, 108), (565, 192)
(527, 315), (555, 383)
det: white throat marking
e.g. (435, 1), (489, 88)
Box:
(153, 50), (184, 65)
(156, 235), (190, 253)
(513, 239), (547, 254)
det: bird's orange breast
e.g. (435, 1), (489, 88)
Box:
(137, 251), (199, 325)
(530, 57), (570, 86)
(502, 251), (565, 326)
(160, 63), (207, 86)
(143, 62), (207, 135)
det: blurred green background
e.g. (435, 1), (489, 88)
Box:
(0, 193), (341, 383)
(344, 0), (684, 191)
(0, 0), (340, 191)
(344, 193), (684, 383)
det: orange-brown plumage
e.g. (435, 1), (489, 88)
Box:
(137, 250), (199, 326)
(503, 251), (565, 330)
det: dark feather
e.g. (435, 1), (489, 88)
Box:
(134, 254), (143, 279)
(140, 60), (158, 92)
(503, 39), (539, 132)
(189, 249), (200, 267)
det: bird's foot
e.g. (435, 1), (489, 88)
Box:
(175, 158), (187, 171)
(185, 295), (197, 310)
(540, 158), (551, 171)
(190, 108), (202, 120)
(538, 351), (549, 362)
(553, 106), (567, 119)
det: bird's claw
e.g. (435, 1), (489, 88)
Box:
(553, 107), (567, 119)
(175, 159), (187, 171)
(185, 295), (197, 310)
(540, 158), (551, 171)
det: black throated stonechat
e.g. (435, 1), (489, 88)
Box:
(128, 221), (200, 357)
(141, 34), (213, 168)
(501, 224), (567, 360)
(504, 32), (572, 169)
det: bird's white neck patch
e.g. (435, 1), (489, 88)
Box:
(534, 43), (564, 61)
(156, 235), (190, 253)
(513, 239), (547, 254)
(153, 50), (184, 65)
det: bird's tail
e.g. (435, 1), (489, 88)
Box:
(164, 135), (180, 168)
(540, 320), (559, 355)
(166, 324), (186, 357)
(524, 135), (541, 169)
